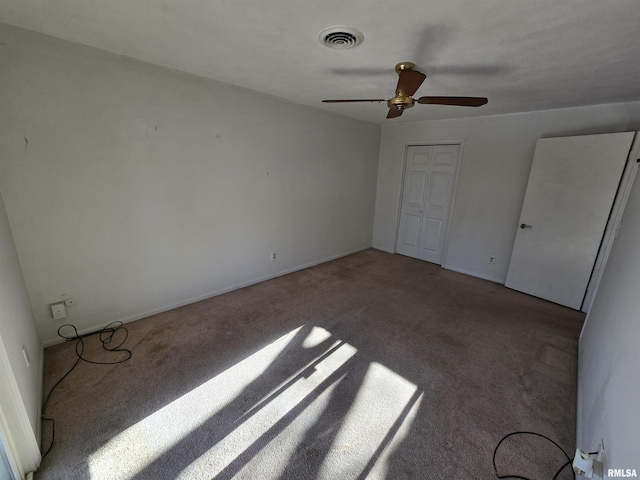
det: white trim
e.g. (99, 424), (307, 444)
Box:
(43, 245), (372, 346)
(443, 265), (505, 284)
(0, 335), (41, 478)
(371, 244), (393, 254)
(0, 420), (21, 480)
(35, 345), (44, 449)
(368, 249), (506, 284)
(392, 139), (465, 266)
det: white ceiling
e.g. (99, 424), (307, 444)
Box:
(1, 0), (639, 124)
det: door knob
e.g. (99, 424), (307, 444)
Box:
(520, 223), (533, 229)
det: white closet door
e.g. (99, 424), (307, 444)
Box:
(396, 145), (459, 265)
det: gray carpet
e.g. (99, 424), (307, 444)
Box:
(37, 249), (584, 479)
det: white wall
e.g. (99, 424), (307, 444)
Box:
(577, 166), (640, 470)
(0, 193), (42, 474)
(0, 24), (380, 345)
(373, 102), (640, 283)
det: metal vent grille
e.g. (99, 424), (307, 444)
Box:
(318, 26), (364, 49)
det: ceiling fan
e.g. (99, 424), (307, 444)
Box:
(323, 62), (488, 119)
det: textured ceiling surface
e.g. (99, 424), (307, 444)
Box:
(1, 0), (639, 124)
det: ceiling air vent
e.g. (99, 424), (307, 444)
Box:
(318, 26), (364, 50)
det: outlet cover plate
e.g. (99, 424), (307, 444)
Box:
(50, 302), (66, 320)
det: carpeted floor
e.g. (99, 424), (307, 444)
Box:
(36, 249), (584, 479)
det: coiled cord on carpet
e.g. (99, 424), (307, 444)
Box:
(493, 431), (597, 480)
(41, 322), (132, 458)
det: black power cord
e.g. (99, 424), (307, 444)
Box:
(493, 431), (575, 480)
(41, 322), (132, 458)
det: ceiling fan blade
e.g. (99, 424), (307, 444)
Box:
(322, 99), (386, 103)
(396, 69), (426, 97)
(416, 96), (488, 107)
(386, 108), (403, 119)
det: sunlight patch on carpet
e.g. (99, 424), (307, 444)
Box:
(317, 362), (423, 479)
(302, 325), (333, 348)
(87, 325), (359, 479)
(178, 343), (356, 478)
(88, 325), (310, 478)
(87, 325), (421, 479)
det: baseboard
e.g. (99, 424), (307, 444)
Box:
(370, 244), (393, 254)
(366, 251), (506, 285)
(42, 245), (372, 347)
(443, 265), (505, 284)
(35, 344), (44, 449)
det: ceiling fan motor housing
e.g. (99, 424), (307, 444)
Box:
(388, 96), (415, 110)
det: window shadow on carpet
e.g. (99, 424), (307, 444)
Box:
(85, 324), (423, 479)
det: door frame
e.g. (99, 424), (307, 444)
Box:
(0, 334), (41, 479)
(581, 132), (640, 313)
(0, 421), (19, 480)
(393, 139), (465, 267)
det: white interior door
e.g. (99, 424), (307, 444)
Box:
(505, 132), (635, 310)
(396, 145), (459, 264)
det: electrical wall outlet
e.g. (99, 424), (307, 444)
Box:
(50, 302), (66, 320)
(271, 252), (277, 261)
(489, 255), (496, 264)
